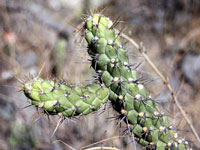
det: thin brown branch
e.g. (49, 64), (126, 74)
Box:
(53, 140), (76, 150)
(84, 147), (120, 150)
(120, 32), (200, 144)
(81, 136), (126, 150)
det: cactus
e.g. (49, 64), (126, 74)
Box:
(21, 13), (192, 150)
(23, 77), (109, 117)
(84, 14), (190, 150)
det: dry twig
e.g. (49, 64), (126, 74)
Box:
(84, 147), (120, 150)
(81, 136), (126, 150)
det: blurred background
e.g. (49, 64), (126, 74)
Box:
(0, 0), (200, 149)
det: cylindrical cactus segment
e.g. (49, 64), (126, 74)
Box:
(84, 14), (190, 150)
(24, 78), (109, 117)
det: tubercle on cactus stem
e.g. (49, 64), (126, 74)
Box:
(23, 77), (109, 117)
(84, 14), (191, 150)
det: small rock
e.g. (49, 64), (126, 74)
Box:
(181, 54), (200, 87)
(0, 98), (15, 121)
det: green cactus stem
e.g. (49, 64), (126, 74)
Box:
(84, 14), (190, 150)
(23, 77), (109, 117)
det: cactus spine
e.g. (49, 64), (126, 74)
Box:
(23, 77), (109, 117)
(84, 14), (190, 150)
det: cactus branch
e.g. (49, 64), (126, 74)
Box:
(120, 32), (200, 144)
(84, 14), (191, 149)
(23, 77), (109, 117)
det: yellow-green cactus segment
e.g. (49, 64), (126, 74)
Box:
(84, 14), (190, 150)
(24, 78), (109, 117)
